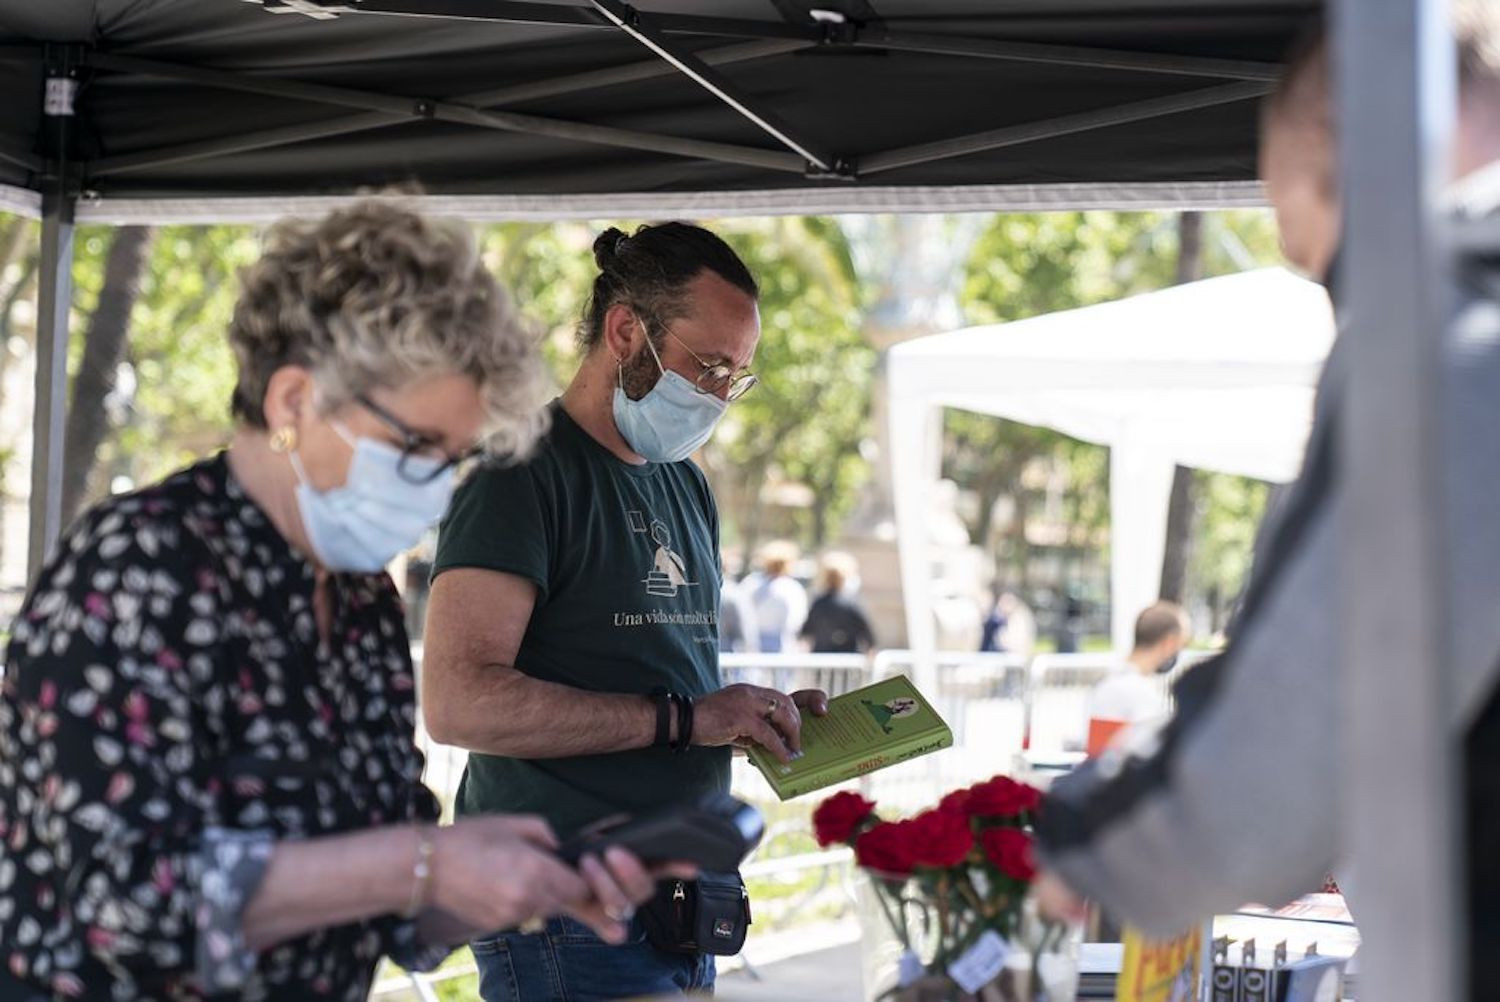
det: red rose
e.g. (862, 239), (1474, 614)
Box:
(855, 821), (919, 877)
(981, 827), (1037, 882)
(938, 788), (973, 816)
(964, 776), (1042, 819)
(907, 809), (975, 868)
(813, 791), (877, 847)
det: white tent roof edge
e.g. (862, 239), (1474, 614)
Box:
(0, 180), (1265, 225)
(889, 267), (1332, 654)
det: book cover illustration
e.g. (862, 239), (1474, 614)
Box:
(747, 674), (952, 800)
(1115, 924), (1202, 1002)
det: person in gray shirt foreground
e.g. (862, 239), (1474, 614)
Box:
(1035, 3), (1500, 940)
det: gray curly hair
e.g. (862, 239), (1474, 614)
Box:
(228, 199), (548, 456)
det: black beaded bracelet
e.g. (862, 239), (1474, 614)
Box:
(649, 686), (673, 748)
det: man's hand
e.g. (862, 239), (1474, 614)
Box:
(1033, 869), (1088, 924)
(695, 685), (830, 764)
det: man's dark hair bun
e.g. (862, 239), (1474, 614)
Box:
(578, 221), (758, 350)
(593, 227), (628, 269)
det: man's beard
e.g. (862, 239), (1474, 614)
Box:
(619, 344), (663, 401)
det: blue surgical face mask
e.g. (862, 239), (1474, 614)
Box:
(290, 421), (456, 573)
(612, 335), (728, 463)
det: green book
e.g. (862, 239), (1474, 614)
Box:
(748, 674), (953, 801)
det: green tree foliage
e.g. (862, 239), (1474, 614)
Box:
(955, 210), (1284, 607)
(12, 207), (1275, 613)
(712, 217), (872, 553)
(64, 224), (256, 509)
(1190, 470), (1272, 632)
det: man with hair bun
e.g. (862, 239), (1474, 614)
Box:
(423, 222), (829, 999)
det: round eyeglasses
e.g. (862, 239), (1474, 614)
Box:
(641, 321), (758, 402)
(355, 394), (483, 485)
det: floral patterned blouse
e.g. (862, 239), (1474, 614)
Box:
(0, 454), (445, 1000)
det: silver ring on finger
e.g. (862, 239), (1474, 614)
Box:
(606, 904), (635, 923)
(519, 916), (546, 935)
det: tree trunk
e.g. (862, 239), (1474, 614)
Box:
(1009, 492), (1033, 592)
(1158, 213), (1206, 603)
(1175, 211), (1205, 285)
(61, 226), (154, 524)
(1158, 465), (1195, 602)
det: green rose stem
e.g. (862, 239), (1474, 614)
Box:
(872, 876), (912, 951)
(935, 873), (954, 965)
(956, 875), (990, 922)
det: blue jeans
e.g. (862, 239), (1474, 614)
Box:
(471, 916), (716, 1001)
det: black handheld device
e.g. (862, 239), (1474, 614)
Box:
(556, 793), (765, 872)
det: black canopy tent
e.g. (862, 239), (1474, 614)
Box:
(0, 1), (1310, 217)
(0, 5), (1473, 1000)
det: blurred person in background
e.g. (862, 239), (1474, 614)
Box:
(744, 539), (808, 654)
(980, 587), (1038, 656)
(718, 553), (754, 655)
(799, 551), (876, 655)
(1083, 601), (1189, 757)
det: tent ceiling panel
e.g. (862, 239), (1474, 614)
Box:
(0, 0), (1315, 214)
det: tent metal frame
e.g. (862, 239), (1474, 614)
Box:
(90, 38), (809, 178)
(587, 0), (842, 174)
(28, 43), (79, 580)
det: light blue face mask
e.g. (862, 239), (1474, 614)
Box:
(290, 422), (456, 573)
(612, 334), (728, 463)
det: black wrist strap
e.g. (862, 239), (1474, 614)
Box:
(649, 687), (673, 748)
(673, 694), (695, 754)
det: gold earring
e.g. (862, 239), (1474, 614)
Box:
(269, 426), (297, 454)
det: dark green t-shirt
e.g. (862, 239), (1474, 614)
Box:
(432, 403), (730, 837)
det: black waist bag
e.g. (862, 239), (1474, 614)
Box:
(640, 871), (751, 956)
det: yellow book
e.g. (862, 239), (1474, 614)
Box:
(1116, 925), (1202, 1002)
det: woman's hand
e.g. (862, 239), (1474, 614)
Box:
(429, 817), (683, 943)
(429, 816), (590, 934)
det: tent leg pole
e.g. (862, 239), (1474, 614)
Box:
(1335, 0), (1458, 998)
(26, 46), (80, 582)
(26, 190), (73, 581)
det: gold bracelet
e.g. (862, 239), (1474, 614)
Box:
(404, 825), (436, 920)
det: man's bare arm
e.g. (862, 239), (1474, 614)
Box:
(420, 569), (824, 761)
(421, 569), (658, 757)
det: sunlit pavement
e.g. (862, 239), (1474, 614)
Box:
(715, 942), (863, 1002)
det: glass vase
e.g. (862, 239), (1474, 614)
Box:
(856, 875), (1081, 1002)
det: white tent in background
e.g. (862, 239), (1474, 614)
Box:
(887, 267), (1337, 653)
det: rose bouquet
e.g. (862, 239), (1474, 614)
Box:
(814, 777), (1076, 1001)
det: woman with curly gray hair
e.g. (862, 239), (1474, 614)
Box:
(0, 200), (678, 1001)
